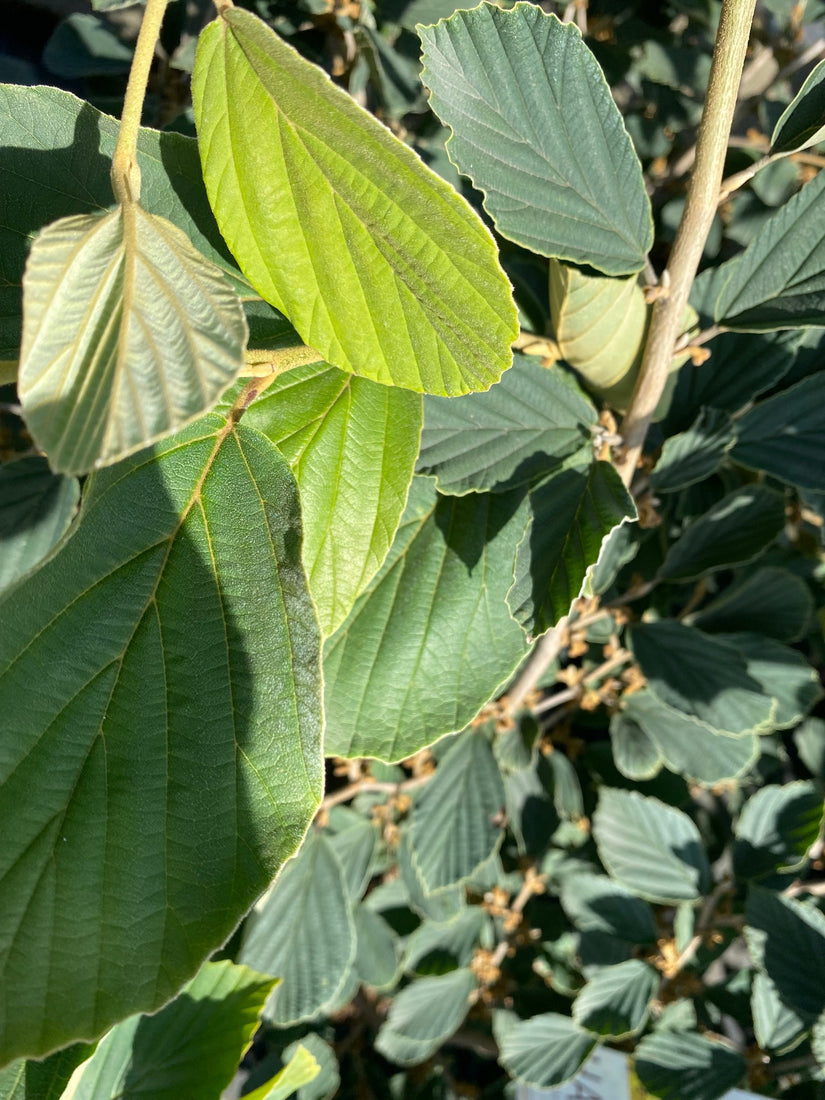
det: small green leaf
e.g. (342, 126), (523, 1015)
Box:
(0, 457), (78, 591)
(559, 872), (658, 944)
(241, 363), (422, 636)
(634, 1031), (745, 1100)
(323, 478), (529, 761)
(0, 1045), (92, 1100)
(629, 621), (774, 736)
(746, 886), (825, 1019)
(416, 355), (595, 495)
(772, 57), (825, 153)
(734, 782), (824, 880)
(404, 909), (488, 975)
(398, 833), (466, 923)
(498, 1013), (597, 1089)
(354, 907), (400, 990)
(43, 12), (133, 78)
(239, 832), (357, 1026)
(618, 691), (758, 787)
(327, 820), (378, 902)
(244, 1046), (321, 1100)
(507, 461), (636, 637)
(713, 168), (825, 330)
(0, 417), (322, 1064)
(408, 732), (505, 892)
(658, 485), (786, 582)
(721, 631), (822, 730)
(751, 971), (810, 1055)
(592, 788), (710, 904)
(19, 206), (247, 474)
(59, 961), (276, 1100)
(690, 567), (813, 642)
(732, 372), (825, 491)
(280, 1036), (338, 1100)
(375, 969), (477, 1066)
(419, 3), (652, 273)
(192, 8), (517, 395)
(572, 960), (658, 1039)
(651, 409), (735, 493)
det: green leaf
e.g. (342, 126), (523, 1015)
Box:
(592, 788), (710, 904)
(586, 519), (641, 596)
(0, 417), (322, 1064)
(398, 833), (466, 923)
(239, 831), (357, 1026)
(507, 461), (636, 637)
(416, 355), (595, 495)
(327, 819), (378, 902)
(43, 13), (133, 78)
(59, 961), (275, 1100)
(732, 372), (825, 491)
(618, 691), (759, 787)
(244, 1046), (321, 1100)
(630, 621), (773, 737)
(354, 907), (400, 990)
(498, 1013), (597, 1089)
(192, 8), (517, 395)
(19, 205), (247, 475)
(721, 631), (823, 730)
(651, 409), (735, 493)
(609, 706), (664, 781)
(746, 886), (825, 1019)
(657, 485), (786, 582)
(404, 908), (488, 974)
(408, 732), (505, 892)
(712, 168), (825, 330)
(0, 84), (292, 360)
(690, 567), (813, 642)
(418, 4), (652, 273)
(280, 1035), (338, 1100)
(559, 872), (658, 944)
(772, 57), (825, 153)
(734, 782), (824, 880)
(572, 960), (658, 1039)
(323, 478), (530, 761)
(0, 457), (78, 591)
(241, 362), (422, 636)
(375, 969), (477, 1066)
(0, 1045), (92, 1100)
(751, 971), (810, 1055)
(634, 1031), (745, 1100)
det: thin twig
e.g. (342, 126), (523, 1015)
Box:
(490, 870), (546, 969)
(319, 774), (432, 813)
(659, 879), (733, 988)
(503, 618), (569, 716)
(615, 0), (757, 487)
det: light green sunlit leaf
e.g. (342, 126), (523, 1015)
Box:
(323, 477), (530, 761)
(244, 1046), (321, 1100)
(239, 832), (356, 1027)
(419, 3), (652, 274)
(240, 362), (421, 636)
(0, 416), (323, 1064)
(0, 457), (78, 591)
(592, 789), (710, 904)
(192, 8), (517, 395)
(19, 207), (247, 474)
(60, 961), (276, 1100)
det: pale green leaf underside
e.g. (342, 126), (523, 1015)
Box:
(20, 207), (247, 475)
(375, 969), (477, 1066)
(239, 832), (357, 1027)
(572, 959), (658, 1039)
(192, 8), (517, 395)
(60, 961), (276, 1100)
(322, 477), (530, 762)
(419, 3), (653, 274)
(498, 1013), (597, 1088)
(0, 416), (323, 1065)
(242, 362), (422, 636)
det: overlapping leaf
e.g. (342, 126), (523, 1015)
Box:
(242, 363), (422, 635)
(192, 8), (517, 395)
(651, 409), (735, 492)
(746, 887), (825, 1019)
(751, 971), (810, 1055)
(375, 969), (477, 1066)
(19, 206), (247, 474)
(0, 457), (78, 590)
(572, 960), (658, 1039)
(634, 1031), (745, 1100)
(239, 832), (357, 1026)
(323, 477), (530, 761)
(60, 961), (276, 1100)
(690, 567), (813, 642)
(734, 782), (823, 880)
(416, 355), (594, 495)
(732, 372), (825, 491)
(0, 416), (323, 1064)
(772, 58), (825, 154)
(498, 1013), (597, 1089)
(419, 3), (652, 273)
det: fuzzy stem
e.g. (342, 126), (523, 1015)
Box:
(615, 0), (757, 488)
(110, 0), (170, 205)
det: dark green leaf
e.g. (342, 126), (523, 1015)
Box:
(772, 57), (825, 153)
(416, 355), (594, 495)
(651, 409), (735, 493)
(732, 372), (825, 491)
(572, 959), (658, 1039)
(634, 1031), (745, 1100)
(592, 788), (710, 903)
(734, 782), (824, 880)
(746, 886), (825, 1019)
(43, 13), (133, 78)
(419, 4), (652, 273)
(507, 462), (635, 637)
(658, 485), (786, 582)
(690, 567), (813, 642)
(0, 457), (78, 591)
(0, 417), (322, 1063)
(559, 872), (658, 944)
(0, 1045), (92, 1100)
(323, 478), (529, 761)
(751, 971), (810, 1054)
(720, 631), (823, 730)
(239, 832), (356, 1026)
